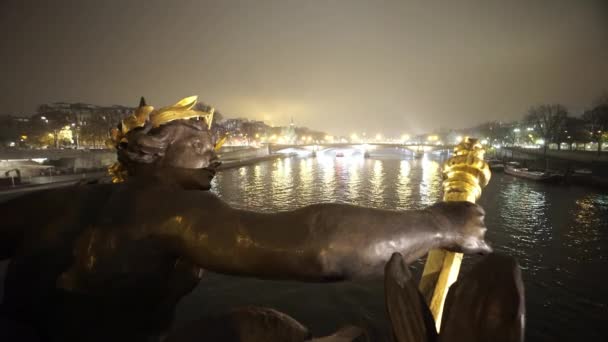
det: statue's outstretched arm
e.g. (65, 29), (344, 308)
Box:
(163, 196), (491, 282)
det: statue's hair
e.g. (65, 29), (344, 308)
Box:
(117, 119), (212, 167)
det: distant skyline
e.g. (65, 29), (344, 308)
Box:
(1, 0), (607, 135)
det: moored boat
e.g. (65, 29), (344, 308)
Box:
(504, 163), (563, 183)
(487, 159), (505, 172)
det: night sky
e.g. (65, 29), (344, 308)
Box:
(1, 0), (607, 135)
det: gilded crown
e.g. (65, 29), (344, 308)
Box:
(149, 95), (214, 130)
(106, 96), (215, 149)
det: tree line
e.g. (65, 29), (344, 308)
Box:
(472, 93), (608, 154)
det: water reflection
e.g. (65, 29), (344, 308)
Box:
(347, 158), (362, 203)
(369, 160), (385, 206)
(498, 182), (550, 274)
(271, 158), (294, 208)
(396, 160), (412, 209)
(566, 195), (607, 262)
(419, 154), (441, 206)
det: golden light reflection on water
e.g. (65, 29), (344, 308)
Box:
(348, 158), (362, 200)
(396, 160), (412, 209)
(318, 155), (336, 201)
(253, 165), (261, 183)
(297, 158), (314, 199)
(419, 154), (441, 206)
(271, 158), (294, 204)
(370, 159), (384, 205)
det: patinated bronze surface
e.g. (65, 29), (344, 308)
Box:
(0, 98), (492, 341)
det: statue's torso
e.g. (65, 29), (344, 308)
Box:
(3, 183), (209, 341)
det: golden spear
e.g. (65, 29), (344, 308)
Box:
(418, 137), (491, 331)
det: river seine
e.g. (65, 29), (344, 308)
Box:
(175, 152), (608, 341)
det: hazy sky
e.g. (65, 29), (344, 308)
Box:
(1, 0), (607, 135)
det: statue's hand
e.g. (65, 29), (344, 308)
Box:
(429, 202), (492, 255)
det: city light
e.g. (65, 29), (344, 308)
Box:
(513, 128), (521, 132)
(375, 133), (382, 141)
(427, 135), (438, 142)
(401, 134), (410, 141)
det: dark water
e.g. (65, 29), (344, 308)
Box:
(175, 153), (608, 341)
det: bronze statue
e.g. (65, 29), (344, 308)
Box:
(0, 97), (491, 342)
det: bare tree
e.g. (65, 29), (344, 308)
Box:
(582, 93), (608, 154)
(524, 104), (568, 154)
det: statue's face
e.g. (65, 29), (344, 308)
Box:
(161, 128), (218, 169)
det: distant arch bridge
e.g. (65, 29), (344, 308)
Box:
(267, 142), (455, 156)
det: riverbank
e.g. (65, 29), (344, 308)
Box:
(218, 153), (294, 170)
(0, 153), (295, 201)
(491, 147), (608, 188)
